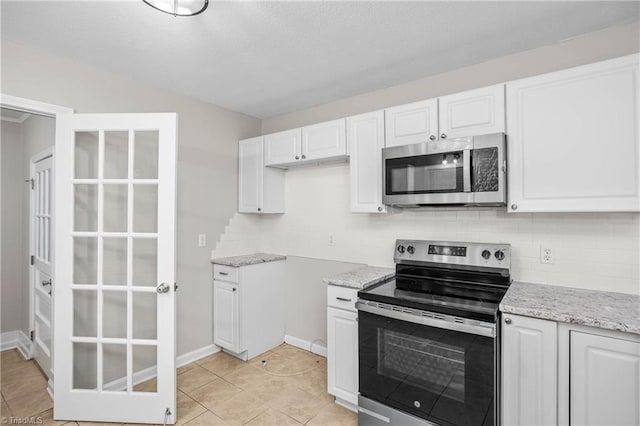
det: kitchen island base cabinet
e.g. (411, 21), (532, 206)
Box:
(327, 285), (359, 411)
(212, 261), (285, 361)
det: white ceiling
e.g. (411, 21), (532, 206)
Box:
(1, 1), (638, 118)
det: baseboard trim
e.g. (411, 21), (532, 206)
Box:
(102, 343), (221, 391)
(1, 330), (32, 359)
(284, 335), (327, 358)
(177, 344), (220, 368)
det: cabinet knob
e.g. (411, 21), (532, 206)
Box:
(377, 206), (383, 212)
(301, 155), (306, 159)
(504, 317), (512, 324)
(429, 135), (436, 141)
(440, 133), (447, 139)
(510, 204), (518, 211)
(257, 208), (262, 212)
(232, 287), (237, 292)
(295, 156), (300, 160)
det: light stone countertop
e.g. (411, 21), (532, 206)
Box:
(323, 266), (395, 290)
(500, 281), (640, 335)
(211, 253), (286, 267)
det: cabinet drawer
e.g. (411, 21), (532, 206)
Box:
(213, 264), (239, 283)
(327, 285), (358, 312)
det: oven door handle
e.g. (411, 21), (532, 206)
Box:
(463, 149), (471, 193)
(356, 301), (496, 338)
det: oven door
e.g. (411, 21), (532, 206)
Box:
(357, 306), (496, 426)
(382, 139), (473, 206)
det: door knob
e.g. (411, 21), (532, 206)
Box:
(156, 283), (170, 294)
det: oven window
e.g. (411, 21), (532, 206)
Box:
(359, 311), (495, 426)
(386, 152), (464, 195)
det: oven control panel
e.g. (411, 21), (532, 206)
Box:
(395, 239), (511, 269)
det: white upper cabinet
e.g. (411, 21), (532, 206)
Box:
(238, 136), (285, 214)
(385, 99), (438, 147)
(348, 111), (387, 213)
(507, 54), (640, 212)
(264, 120), (347, 167)
(264, 128), (302, 166)
(438, 84), (505, 139)
(302, 119), (347, 161)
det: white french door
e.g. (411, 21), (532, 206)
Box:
(30, 148), (54, 380)
(53, 113), (177, 424)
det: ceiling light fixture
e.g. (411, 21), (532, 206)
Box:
(142, 0), (208, 17)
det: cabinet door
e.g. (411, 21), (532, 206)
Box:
(570, 331), (640, 426)
(507, 54), (640, 212)
(502, 314), (558, 426)
(327, 307), (358, 405)
(238, 137), (263, 213)
(438, 84), (505, 139)
(348, 111), (387, 213)
(264, 128), (302, 166)
(213, 280), (240, 353)
(301, 119), (347, 161)
(385, 99), (438, 147)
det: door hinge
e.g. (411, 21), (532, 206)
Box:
(30, 330), (35, 341)
(174, 282), (179, 292)
(25, 178), (34, 190)
(30, 255), (35, 265)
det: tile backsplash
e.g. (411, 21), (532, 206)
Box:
(214, 164), (640, 295)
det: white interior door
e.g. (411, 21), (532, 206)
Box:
(31, 149), (54, 380)
(53, 113), (177, 424)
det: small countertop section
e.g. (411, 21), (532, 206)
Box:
(211, 253), (286, 268)
(500, 281), (640, 335)
(323, 266), (395, 290)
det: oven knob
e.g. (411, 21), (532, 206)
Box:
(495, 250), (505, 261)
(482, 249), (491, 260)
(397, 245), (406, 254)
(407, 245), (415, 255)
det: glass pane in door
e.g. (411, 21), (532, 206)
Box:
(104, 131), (129, 179)
(133, 131), (159, 179)
(75, 131), (99, 179)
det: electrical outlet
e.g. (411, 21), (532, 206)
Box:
(198, 234), (207, 247)
(540, 246), (554, 264)
(328, 235), (336, 246)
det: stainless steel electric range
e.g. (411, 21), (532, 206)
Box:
(356, 240), (511, 426)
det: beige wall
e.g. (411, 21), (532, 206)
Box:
(1, 40), (262, 356)
(262, 21), (640, 133)
(1, 121), (24, 333)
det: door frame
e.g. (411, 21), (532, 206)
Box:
(0, 94), (73, 374)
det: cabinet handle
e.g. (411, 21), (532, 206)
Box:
(257, 208), (262, 212)
(233, 287), (237, 292)
(504, 317), (512, 324)
(377, 206), (383, 212)
(440, 133), (447, 139)
(295, 156), (300, 160)
(336, 297), (352, 302)
(219, 272), (229, 276)
(510, 204), (518, 211)
(301, 155), (306, 159)
(429, 135), (436, 141)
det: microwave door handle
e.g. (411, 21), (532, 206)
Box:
(463, 149), (471, 192)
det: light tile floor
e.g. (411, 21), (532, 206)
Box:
(0, 344), (356, 426)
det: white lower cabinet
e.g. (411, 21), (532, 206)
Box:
(213, 280), (240, 353)
(502, 315), (558, 426)
(502, 314), (640, 426)
(569, 331), (640, 426)
(212, 261), (285, 360)
(327, 286), (359, 409)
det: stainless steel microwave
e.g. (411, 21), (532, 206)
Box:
(382, 133), (506, 207)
